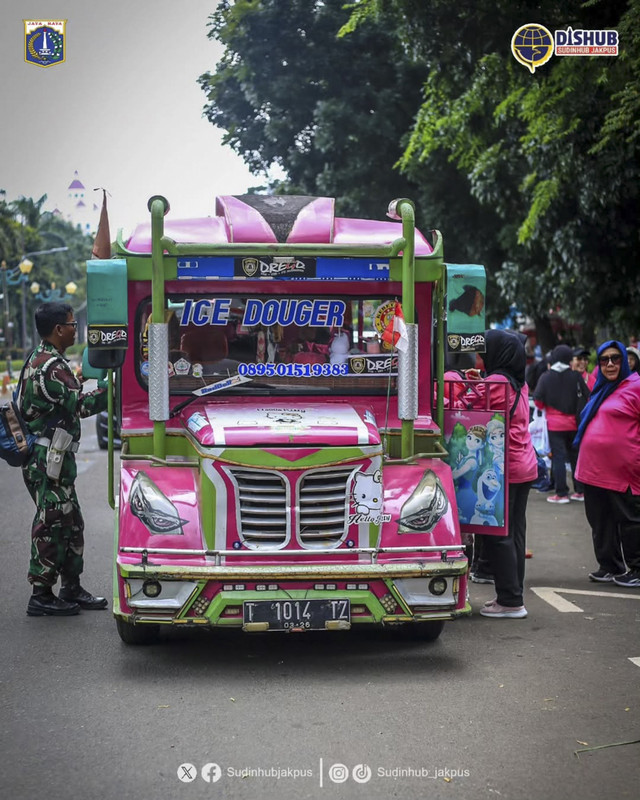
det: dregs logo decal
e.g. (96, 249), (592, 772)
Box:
(24, 20), (66, 68)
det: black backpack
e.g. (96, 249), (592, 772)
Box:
(0, 358), (36, 467)
(0, 353), (60, 467)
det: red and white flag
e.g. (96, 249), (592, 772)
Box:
(381, 301), (409, 352)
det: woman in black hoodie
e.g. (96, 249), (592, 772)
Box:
(533, 344), (589, 503)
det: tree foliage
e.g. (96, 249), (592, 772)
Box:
(200, 0), (639, 341)
(0, 190), (93, 352)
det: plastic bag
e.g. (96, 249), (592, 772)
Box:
(529, 408), (550, 456)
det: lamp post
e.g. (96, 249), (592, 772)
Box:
(1, 259), (13, 378)
(30, 279), (78, 304)
(1, 247), (71, 369)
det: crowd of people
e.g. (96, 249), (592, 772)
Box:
(449, 330), (640, 620)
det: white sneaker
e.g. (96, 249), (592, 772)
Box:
(480, 601), (528, 619)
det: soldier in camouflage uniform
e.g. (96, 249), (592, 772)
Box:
(20, 302), (108, 616)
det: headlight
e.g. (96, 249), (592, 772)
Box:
(396, 470), (448, 533)
(130, 471), (187, 535)
(394, 577), (456, 606)
(142, 580), (162, 597)
(126, 580), (197, 609)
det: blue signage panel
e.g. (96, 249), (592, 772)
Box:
(177, 257), (390, 281)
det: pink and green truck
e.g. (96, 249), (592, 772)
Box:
(86, 194), (476, 644)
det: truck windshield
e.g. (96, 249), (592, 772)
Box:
(136, 293), (403, 396)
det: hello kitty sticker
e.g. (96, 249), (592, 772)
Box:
(348, 469), (391, 525)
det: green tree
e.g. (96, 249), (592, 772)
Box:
(0, 191), (94, 354)
(199, 0), (431, 219)
(342, 0), (640, 343)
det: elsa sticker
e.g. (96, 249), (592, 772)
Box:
(451, 424), (486, 523)
(486, 418), (505, 479)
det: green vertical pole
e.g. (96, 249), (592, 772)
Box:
(149, 196), (169, 460)
(107, 368), (115, 509)
(435, 270), (445, 439)
(397, 199), (415, 460)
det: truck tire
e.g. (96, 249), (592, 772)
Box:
(395, 620), (445, 642)
(116, 617), (160, 645)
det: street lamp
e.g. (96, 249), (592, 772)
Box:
(1, 258), (36, 377)
(30, 280), (78, 303)
(1, 247), (71, 373)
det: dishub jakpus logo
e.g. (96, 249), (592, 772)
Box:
(24, 20), (66, 68)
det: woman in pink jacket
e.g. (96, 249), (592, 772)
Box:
(574, 340), (640, 587)
(470, 330), (538, 618)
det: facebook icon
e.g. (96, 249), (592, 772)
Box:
(201, 763), (222, 783)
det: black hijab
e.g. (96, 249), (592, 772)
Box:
(483, 329), (527, 390)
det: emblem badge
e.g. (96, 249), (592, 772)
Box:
(24, 20), (66, 68)
(241, 258), (259, 277)
(447, 334), (461, 351)
(350, 356), (366, 374)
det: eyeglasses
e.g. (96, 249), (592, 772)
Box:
(59, 321), (78, 329)
(598, 354), (622, 366)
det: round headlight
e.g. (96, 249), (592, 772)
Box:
(429, 577), (447, 596)
(142, 579), (162, 597)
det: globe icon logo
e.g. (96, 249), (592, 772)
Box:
(511, 24), (554, 73)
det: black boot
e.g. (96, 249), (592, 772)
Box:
(59, 581), (108, 610)
(27, 586), (80, 617)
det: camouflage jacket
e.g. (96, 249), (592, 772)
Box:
(19, 341), (108, 442)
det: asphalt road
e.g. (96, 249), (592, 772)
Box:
(1, 418), (638, 800)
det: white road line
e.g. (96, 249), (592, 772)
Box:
(629, 658), (640, 668)
(530, 586), (640, 613)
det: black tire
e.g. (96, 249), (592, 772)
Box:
(116, 617), (160, 645)
(394, 620), (446, 642)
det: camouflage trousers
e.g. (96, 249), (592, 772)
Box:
(23, 458), (84, 587)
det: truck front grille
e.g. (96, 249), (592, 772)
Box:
(297, 467), (354, 549)
(229, 469), (289, 549)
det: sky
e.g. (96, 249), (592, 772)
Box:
(0, 0), (261, 238)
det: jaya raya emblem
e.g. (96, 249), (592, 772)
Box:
(24, 20), (66, 68)
(511, 23), (553, 73)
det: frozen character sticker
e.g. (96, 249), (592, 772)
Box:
(486, 418), (505, 479)
(470, 468), (501, 526)
(451, 424), (486, 524)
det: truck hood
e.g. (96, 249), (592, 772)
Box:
(180, 401), (381, 447)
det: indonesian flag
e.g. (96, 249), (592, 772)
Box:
(381, 301), (409, 352)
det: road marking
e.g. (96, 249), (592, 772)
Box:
(629, 657), (640, 669)
(531, 586), (640, 612)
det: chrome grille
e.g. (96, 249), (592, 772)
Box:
(229, 469), (289, 549)
(298, 467), (354, 548)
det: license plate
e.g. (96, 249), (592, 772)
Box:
(243, 598), (350, 631)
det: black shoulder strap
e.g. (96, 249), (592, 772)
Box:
(14, 349), (36, 406)
(509, 388), (522, 420)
